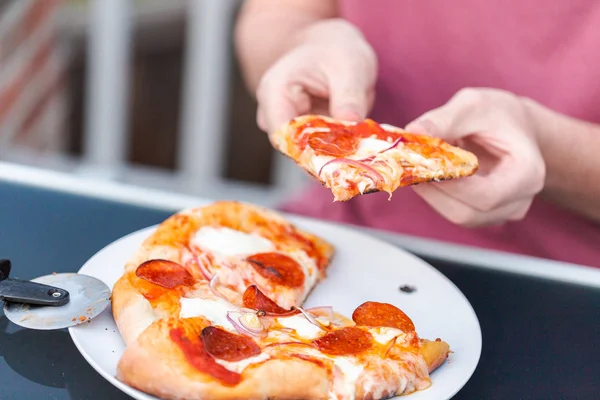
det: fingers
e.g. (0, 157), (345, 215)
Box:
(412, 183), (533, 227)
(405, 87), (545, 227)
(434, 145), (542, 209)
(257, 77), (312, 133)
(327, 71), (372, 121)
(405, 88), (487, 139)
(256, 37), (377, 133)
(257, 66), (372, 132)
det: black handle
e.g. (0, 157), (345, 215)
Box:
(0, 279), (70, 307)
(0, 259), (11, 281)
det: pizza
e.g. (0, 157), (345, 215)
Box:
(111, 201), (450, 400)
(269, 114), (479, 201)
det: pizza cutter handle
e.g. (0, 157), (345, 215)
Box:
(0, 278), (70, 307)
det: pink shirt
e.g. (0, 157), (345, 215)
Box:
(280, 0), (600, 268)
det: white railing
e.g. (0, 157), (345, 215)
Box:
(82, 0), (131, 175)
(78, 0), (308, 196)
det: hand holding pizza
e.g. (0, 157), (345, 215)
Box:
(255, 19), (377, 133)
(406, 88), (546, 227)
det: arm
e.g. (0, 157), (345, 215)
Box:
(526, 99), (600, 222)
(234, 0), (338, 92)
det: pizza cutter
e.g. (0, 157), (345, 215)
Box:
(1, 259), (111, 330)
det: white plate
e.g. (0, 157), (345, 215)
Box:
(69, 217), (481, 400)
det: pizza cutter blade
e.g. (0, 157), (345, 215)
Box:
(1, 259), (111, 330)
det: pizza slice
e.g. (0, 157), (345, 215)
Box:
(112, 201), (333, 345)
(117, 292), (450, 400)
(111, 201), (451, 400)
(269, 114), (479, 201)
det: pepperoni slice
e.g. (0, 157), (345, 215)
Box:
(307, 129), (359, 157)
(352, 301), (415, 333)
(301, 117), (405, 155)
(296, 118), (344, 148)
(246, 253), (305, 288)
(169, 328), (240, 385)
(242, 285), (295, 315)
(353, 118), (403, 142)
(135, 259), (194, 289)
(354, 119), (385, 138)
(201, 326), (261, 362)
(312, 327), (373, 356)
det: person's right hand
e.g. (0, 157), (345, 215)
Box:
(255, 19), (378, 133)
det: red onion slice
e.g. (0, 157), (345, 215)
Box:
(371, 159), (394, 176)
(318, 158), (385, 186)
(380, 137), (405, 153)
(295, 307), (323, 330)
(209, 275), (235, 306)
(306, 306), (334, 320)
(357, 155), (376, 163)
(195, 253), (214, 281)
(264, 309), (299, 318)
(383, 336), (398, 357)
(226, 311), (267, 338)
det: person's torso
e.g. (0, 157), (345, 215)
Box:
(339, 0), (600, 125)
(281, 0), (600, 267)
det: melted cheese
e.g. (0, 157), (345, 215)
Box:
(124, 295), (157, 343)
(179, 297), (237, 331)
(301, 127), (330, 135)
(354, 138), (392, 158)
(215, 352), (271, 373)
(192, 226), (274, 257)
(311, 155), (333, 175)
(332, 357), (364, 399)
(369, 327), (404, 345)
(379, 123), (397, 131)
(357, 180), (370, 194)
(288, 249), (319, 301)
(277, 314), (324, 339)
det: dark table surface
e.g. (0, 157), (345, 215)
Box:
(0, 181), (599, 400)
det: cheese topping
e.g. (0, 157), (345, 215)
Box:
(379, 123), (397, 131)
(354, 138), (391, 158)
(405, 151), (437, 169)
(192, 226), (274, 257)
(277, 314), (324, 339)
(126, 296), (157, 343)
(369, 327), (404, 345)
(288, 249), (319, 301)
(331, 357), (364, 399)
(215, 352), (271, 373)
(301, 126), (331, 135)
(179, 297), (237, 331)
(311, 155), (333, 175)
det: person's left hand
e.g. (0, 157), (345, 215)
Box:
(405, 87), (546, 227)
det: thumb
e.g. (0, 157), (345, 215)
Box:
(405, 91), (476, 139)
(404, 118), (442, 137)
(327, 69), (371, 121)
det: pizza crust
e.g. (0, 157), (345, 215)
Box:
(112, 275), (158, 345)
(117, 320), (332, 400)
(270, 114), (479, 201)
(117, 319), (451, 400)
(421, 339), (452, 373)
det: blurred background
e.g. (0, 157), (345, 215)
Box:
(0, 0), (308, 207)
